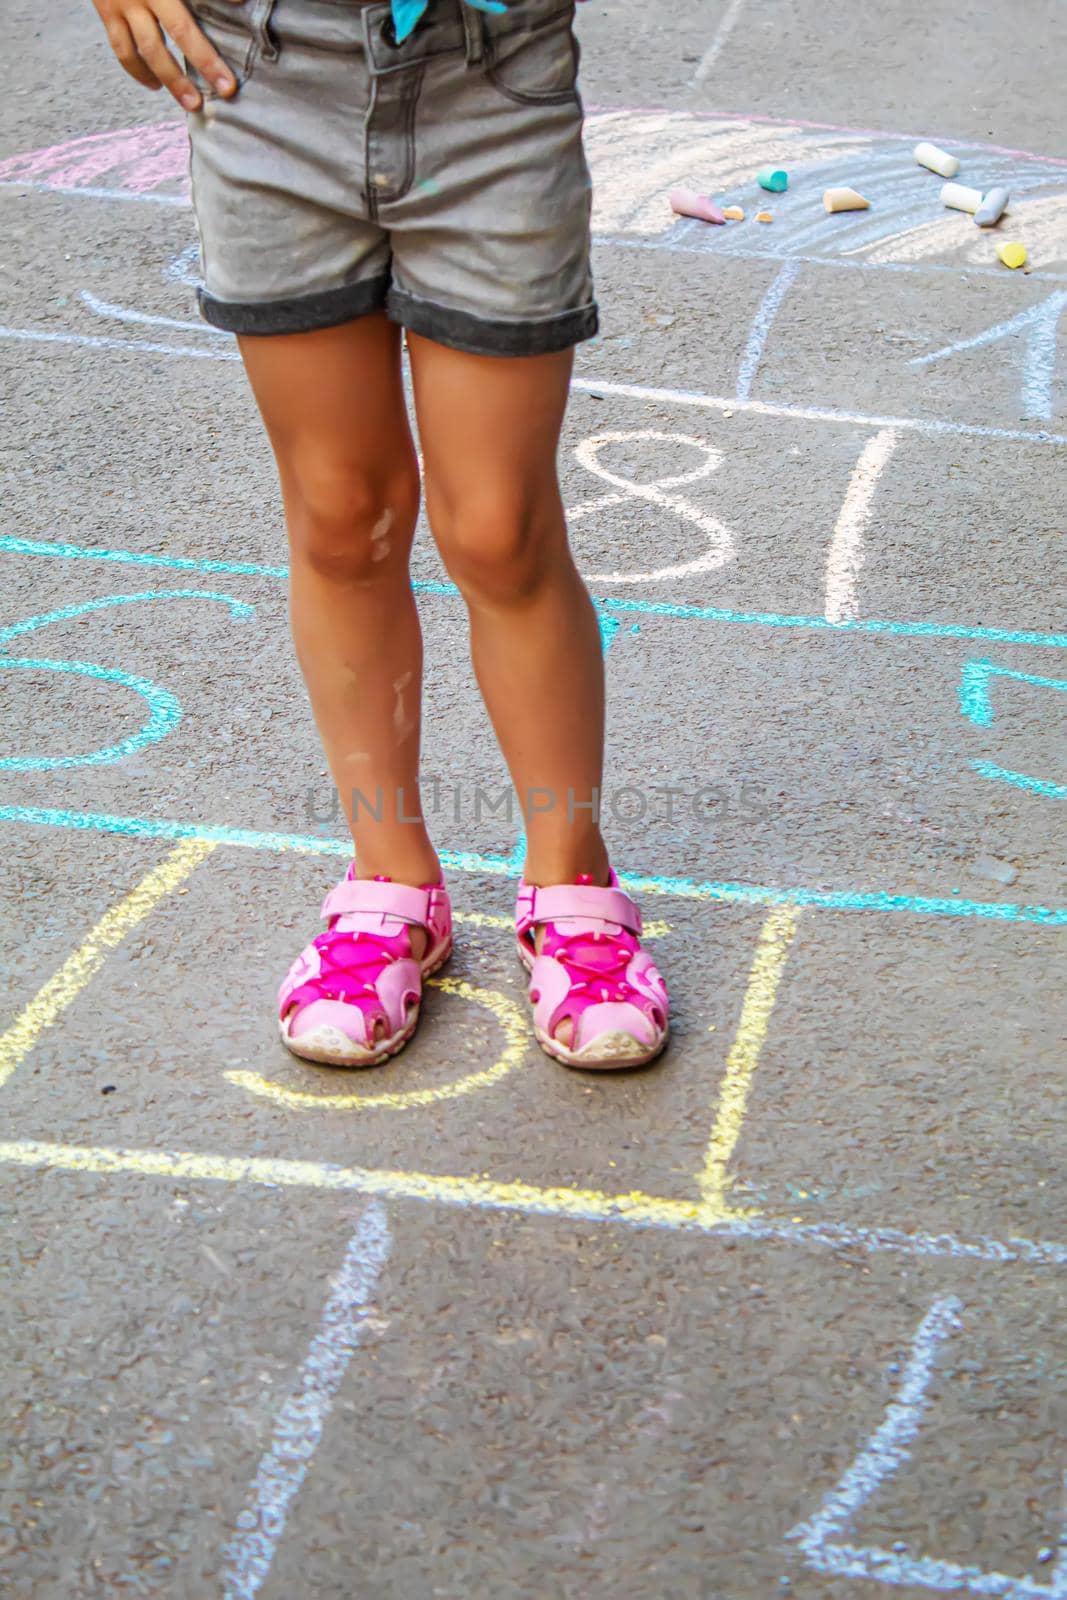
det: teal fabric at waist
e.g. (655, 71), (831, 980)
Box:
(392, 0), (507, 43)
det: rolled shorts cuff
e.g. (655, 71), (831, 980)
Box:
(387, 285), (599, 357)
(198, 273), (390, 335)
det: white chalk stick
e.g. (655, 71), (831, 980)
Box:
(823, 187), (871, 213)
(914, 141), (960, 179)
(941, 182), (983, 214)
(974, 186), (1009, 226)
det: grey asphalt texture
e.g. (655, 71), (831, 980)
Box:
(2, 1), (1066, 1597)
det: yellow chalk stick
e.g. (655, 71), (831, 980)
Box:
(996, 241), (1027, 269)
(941, 181), (983, 214)
(723, 205), (745, 220)
(823, 187), (870, 213)
(914, 141), (960, 178)
(756, 210), (773, 222)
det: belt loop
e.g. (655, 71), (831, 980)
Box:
(462, 6), (485, 64)
(251, 0), (279, 61)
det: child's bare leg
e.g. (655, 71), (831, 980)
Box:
(408, 335), (609, 890)
(238, 315), (441, 897)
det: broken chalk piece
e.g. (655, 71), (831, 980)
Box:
(997, 240), (1027, 269)
(756, 167), (788, 193)
(756, 210), (774, 222)
(914, 141), (960, 178)
(941, 181), (983, 213)
(668, 186), (726, 224)
(974, 186), (1009, 227)
(723, 205), (745, 220)
(822, 187), (870, 213)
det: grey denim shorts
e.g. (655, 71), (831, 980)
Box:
(184, 0), (598, 355)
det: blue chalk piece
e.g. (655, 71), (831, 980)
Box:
(631, 624), (641, 634)
(757, 167), (789, 194)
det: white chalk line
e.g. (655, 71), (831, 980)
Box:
(692, 0), (749, 84)
(910, 292), (1067, 423)
(0, 323), (239, 361)
(568, 375), (1067, 447)
(789, 1297), (963, 1563)
(824, 429), (899, 623)
(569, 429), (735, 581)
(79, 288), (227, 337)
(0, 178), (188, 206)
(789, 1297), (1067, 1597)
(3, 321), (1061, 446)
(220, 1201), (391, 1600)
(736, 259), (801, 401)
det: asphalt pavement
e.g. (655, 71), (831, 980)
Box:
(2, 1), (1066, 1596)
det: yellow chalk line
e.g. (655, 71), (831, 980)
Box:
(2, 1137), (1063, 1266)
(699, 905), (800, 1213)
(226, 976), (530, 1111)
(453, 910), (513, 931)
(0, 1137), (714, 1228)
(0, 839), (216, 1091)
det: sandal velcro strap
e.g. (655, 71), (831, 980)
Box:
(321, 880), (435, 925)
(519, 882), (641, 935)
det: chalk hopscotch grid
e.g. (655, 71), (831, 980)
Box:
(1, 125), (1064, 1272)
(3, 110), (1065, 1600)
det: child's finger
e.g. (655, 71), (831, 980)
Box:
(156, 0), (239, 98)
(105, 15), (164, 89)
(127, 5), (207, 109)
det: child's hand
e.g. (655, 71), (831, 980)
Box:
(91, 0), (241, 111)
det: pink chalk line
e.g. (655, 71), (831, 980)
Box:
(0, 120), (187, 194)
(585, 103), (1067, 171)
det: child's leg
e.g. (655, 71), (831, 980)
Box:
(407, 335), (609, 889)
(237, 315), (441, 892)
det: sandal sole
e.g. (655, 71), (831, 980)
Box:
(533, 1023), (669, 1072)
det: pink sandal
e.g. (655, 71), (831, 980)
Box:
(279, 871), (452, 1067)
(515, 872), (669, 1070)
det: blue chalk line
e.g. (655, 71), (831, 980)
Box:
(2, 536), (1064, 650)
(959, 661), (1067, 798)
(0, 661), (181, 771)
(959, 660), (1067, 726)
(971, 761), (1067, 800)
(0, 805), (1063, 926)
(0, 590), (254, 772)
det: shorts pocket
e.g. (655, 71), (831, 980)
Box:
(183, 0), (278, 99)
(484, 4), (579, 107)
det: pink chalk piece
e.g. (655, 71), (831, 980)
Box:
(668, 186), (726, 225)
(0, 121), (189, 195)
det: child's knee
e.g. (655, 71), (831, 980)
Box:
(430, 490), (563, 605)
(286, 461), (419, 582)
